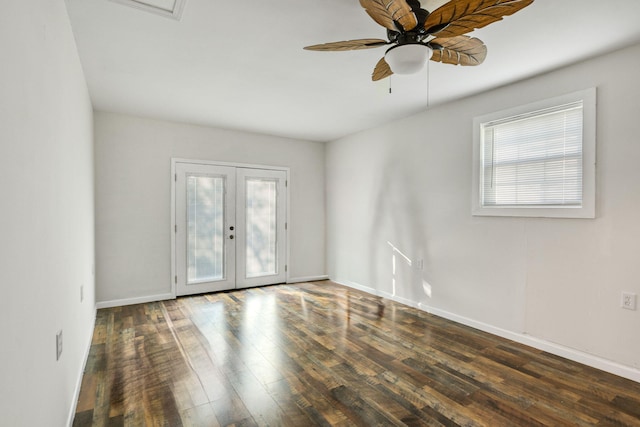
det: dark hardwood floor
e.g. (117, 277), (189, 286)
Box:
(73, 281), (640, 426)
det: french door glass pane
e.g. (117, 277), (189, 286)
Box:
(187, 174), (225, 283)
(245, 179), (277, 278)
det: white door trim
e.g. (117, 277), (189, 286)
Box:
(170, 158), (290, 297)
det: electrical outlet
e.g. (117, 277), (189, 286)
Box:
(621, 292), (637, 311)
(56, 330), (63, 361)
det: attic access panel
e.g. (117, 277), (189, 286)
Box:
(109, 0), (186, 20)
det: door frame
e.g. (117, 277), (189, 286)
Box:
(170, 158), (290, 298)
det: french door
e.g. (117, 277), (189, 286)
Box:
(174, 161), (287, 296)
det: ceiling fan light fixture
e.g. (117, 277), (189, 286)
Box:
(384, 44), (433, 74)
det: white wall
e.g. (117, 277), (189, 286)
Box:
(0, 1), (96, 426)
(327, 42), (640, 378)
(94, 112), (325, 304)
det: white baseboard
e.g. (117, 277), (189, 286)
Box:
(67, 305), (97, 427)
(96, 280), (331, 309)
(341, 280), (421, 309)
(96, 292), (175, 309)
(287, 275), (329, 284)
(335, 279), (640, 384)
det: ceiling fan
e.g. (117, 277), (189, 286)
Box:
(304, 0), (534, 81)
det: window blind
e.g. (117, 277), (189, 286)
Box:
(481, 101), (584, 207)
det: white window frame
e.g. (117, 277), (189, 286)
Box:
(109, 0), (186, 20)
(472, 88), (596, 219)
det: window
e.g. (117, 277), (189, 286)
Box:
(472, 88), (596, 218)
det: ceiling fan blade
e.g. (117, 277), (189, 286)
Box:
(423, 0), (534, 38)
(360, 0), (418, 32)
(372, 57), (393, 81)
(430, 35), (487, 66)
(407, 0), (429, 26)
(304, 38), (389, 51)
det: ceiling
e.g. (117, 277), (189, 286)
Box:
(65, 0), (640, 142)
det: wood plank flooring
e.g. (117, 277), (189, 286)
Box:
(73, 281), (640, 426)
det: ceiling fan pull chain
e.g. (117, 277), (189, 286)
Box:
(389, 76), (392, 94)
(426, 59), (430, 108)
